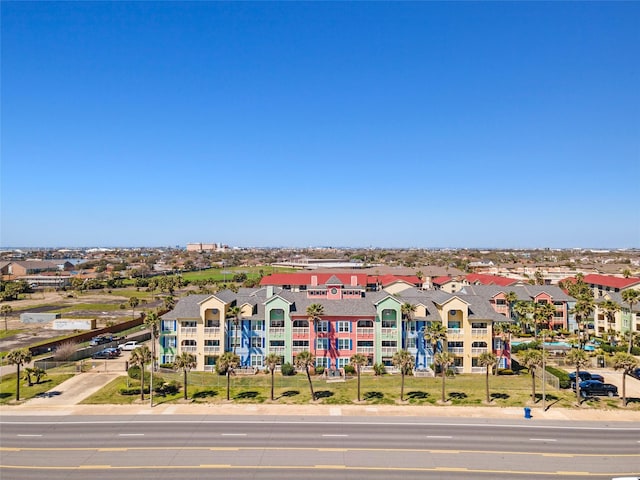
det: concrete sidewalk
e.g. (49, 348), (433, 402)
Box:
(2, 372), (640, 422)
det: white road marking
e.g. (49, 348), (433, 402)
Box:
(17, 434), (42, 437)
(322, 434), (348, 437)
(426, 435), (452, 439)
(119, 433), (144, 436)
(530, 438), (557, 442)
(221, 433), (247, 436)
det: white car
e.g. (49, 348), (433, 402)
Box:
(118, 341), (141, 351)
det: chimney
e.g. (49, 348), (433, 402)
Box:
(351, 275), (357, 286)
(311, 275), (318, 286)
(266, 286), (274, 297)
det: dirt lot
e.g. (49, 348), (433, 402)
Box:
(0, 290), (146, 352)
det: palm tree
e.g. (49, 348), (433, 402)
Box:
(218, 351), (240, 401)
(128, 296), (140, 320)
(600, 300), (620, 343)
(7, 349), (32, 401)
(424, 322), (447, 358)
(572, 296), (595, 348)
(533, 302), (556, 338)
(621, 289), (639, 353)
(478, 352), (498, 403)
(1, 305), (13, 331)
(349, 353), (368, 402)
(392, 349), (414, 402)
(163, 296), (176, 312)
(264, 352), (281, 401)
(227, 305), (242, 354)
(504, 291), (518, 321)
(294, 350), (316, 401)
(433, 352), (454, 403)
(519, 349), (544, 403)
(173, 352), (197, 400)
(129, 345), (152, 401)
(612, 352), (640, 406)
(144, 311), (160, 370)
(566, 348), (589, 404)
(513, 301), (534, 336)
(400, 302), (418, 342)
(306, 304), (324, 358)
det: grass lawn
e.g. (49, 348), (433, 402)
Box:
(180, 266), (296, 283)
(0, 372), (74, 405)
(82, 371), (593, 409)
(0, 329), (24, 340)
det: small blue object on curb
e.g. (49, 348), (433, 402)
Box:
(524, 407), (532, 419)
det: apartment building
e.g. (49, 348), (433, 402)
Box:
(160, 275), (511, 374)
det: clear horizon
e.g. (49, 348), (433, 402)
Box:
(2, 2), (639, 249)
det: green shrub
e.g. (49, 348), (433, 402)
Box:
(127, 366), (150, 382)
(280, 362), (296, 376)
(497, 369), (514, 375)
(315, 366), (325, 375)
(343, 364), (355, 375)
(155, 380), (180, 395)
(545, 365), (571, 388)
(159, 363), (174, 369)
(373, 363), (386, 376)
(119, 386), (150, 395)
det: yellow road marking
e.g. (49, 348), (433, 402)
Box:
(1, 464), (637, 477)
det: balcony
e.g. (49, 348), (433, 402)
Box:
(204, 365), (216, 372)
(269, 346), (285, 354)
(447, 328), (464, 337)
(269, 327), (285, 337)
(292, 327), (309, 336)
(471, 328), (488, 337)
(447, 347), (464, 354)
(381, 328), (397, 338)
(292, 346), (308, 353)
(471, 347), (488, 355)
(204, 327), (220, 336)
(381, 347), (397, 356)
(180, 327), (197, 336)
(357, 328), (374, 336)
(181, 346), (197, 353)
(356, 347), (374, 354)
(203, 346), (220, 354)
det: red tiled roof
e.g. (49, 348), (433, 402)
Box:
(432, 276), (455, 285)
(260, 273), (368, 287)
(465, 273), (518, 287)
(376, 274), (422, 287)
(583, 274), (640, 289)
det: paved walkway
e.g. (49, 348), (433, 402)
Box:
(2, 372), (640, 422)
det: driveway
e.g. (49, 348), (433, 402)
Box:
(23, 372), (121, 406)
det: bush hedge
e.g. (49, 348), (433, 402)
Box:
(280, 362), (296, 376)
(545, 365), (571, 388)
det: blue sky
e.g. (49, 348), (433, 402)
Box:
(2, 2), (638, 249)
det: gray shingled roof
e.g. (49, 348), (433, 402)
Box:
(460, 284), (574, 302)
(161, 294), (210, 320)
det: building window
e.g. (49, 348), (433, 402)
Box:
(357, 340), (374, 348)
(293, 340), (309, 348)
(382, 318), (396, 328)
(270, 319), (284, 328)
(471, 322), (487, 329)
(293, 320), (308, 328)
(382, 341), (397, 348)
(336, 321), (350, 332)
(164, 355), (174, 364)
(204, 339), (219, 347)
(250, 355), (263, 367)
(181, 339), (196, 347)
(357, 319), (373, 328)
(270, 340), (285, 348)
(270, 309), (285, 321)
(316, 357), (329, 368)
(382, 309), (397, 321)
(336, 358), (349, 368)
(250, 337), (262, 348)
(251, 320), (264, 331)
(161, 320), (176, 332)
(317, 338), (329, 350)
(317, 321), (329, 332)
(406, 337), (416, 349)
(337, 338), (350, 350)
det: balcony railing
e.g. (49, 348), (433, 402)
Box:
(269, 346), (285, 354)
(292, 327), (309, 336)
(181, 346), (197, 353)
(203, 346), (220, 354)
(204, 327), (220, 336)
(447, 328), (464, 337)
(471, 328), (488, 336)
(357, 328), (374, 336)
(292, 346), (309, 353)
(180, 327), (197, 336)
(381, 347), (397, 356)
(204, 365), (216, 372)
(381, 328), (397, 337)
(447, 347), (464, 354)
(269, 327), (285, 336)
(471, 347), (488, 355)
(471, 366), (485, 374)
(356, 347), (374, 354)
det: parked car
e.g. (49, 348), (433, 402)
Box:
(104, 347), (121, 357)
(629, 368), (640, 380)
(89, 334), (115, 346)
(118, 341), (140, 351)
(577, 380), (618, 398)
(569, 371), (604, 388)
(91, 349), (117, 359)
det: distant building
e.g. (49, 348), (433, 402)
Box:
(186, 243), (227, 252)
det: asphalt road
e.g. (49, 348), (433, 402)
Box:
(1, 415), (639, 479)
